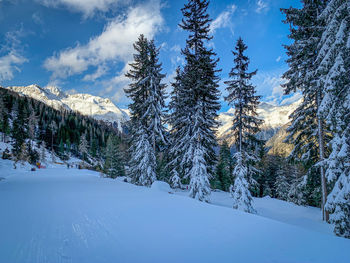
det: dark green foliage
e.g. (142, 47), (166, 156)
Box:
(11, 100), (27, 156)
(0, 87), (125, 171)
(168, 0), (220, 199)
(124, 35), (167, 186)
(224, 38), (263, 154)
(104, 135), (125, 179)
(213, 141), (232, 191)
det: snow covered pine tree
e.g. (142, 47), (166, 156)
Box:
(79, 132), (88, 165)
(104, 135), (124, 179)
(281, 0), (330, 221)
(315, 0), (350, 238)
(167, 0), (220, 202)
(125, 35), (167, 186)
(224, 37), (263, 213)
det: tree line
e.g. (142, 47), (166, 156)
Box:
(123, 0), (349, 239)
(0, 87), (127, 177)
(0, 0), (348, 239)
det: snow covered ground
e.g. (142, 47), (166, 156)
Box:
(0, 160), (349, 263)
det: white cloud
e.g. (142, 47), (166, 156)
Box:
(37, 0), (129, 18)
(276, 56), (281, 62)
(280, 93), (302, 105)
(82, 64), (108, 81)
(170, 45), (181, 53)
(44, 1), (164, 80)
(0, 28), (28, 82)
(253, 70), (289, 105)
(263, 76), (286, 104)
(32, 12), (44, 25)
(0, 51), (27, 82)
(97, 62), (131, 104)
(255, 0), (269, 14)
(210, 5), (236, 34)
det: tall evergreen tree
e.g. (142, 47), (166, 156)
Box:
(316, 0), (350, 237)
(145, 40), (167, 149)
(49, 120), (57, 162)
(128, 124), (157, 186)
(281, 0), (330, 220)
(168, 0), (220, 201)
(230, 152), (256, 213)
(125, 35), (166, 186)
(168, 67), (185, 188)
(275, 163), (291, 201)
(0, 96), (10, 142)
(79, 132), (88, 163)
(12, 100), (27, 157)
(40, 141), (47, 164)
(224, 37), (262, 213)
(28, 103), (38, 148)
(17, 142), (29, 165)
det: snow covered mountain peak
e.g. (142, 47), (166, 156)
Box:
(6, 85), (129, 131)
(217, 99), (301, 143)
(44, 86), (67, 99)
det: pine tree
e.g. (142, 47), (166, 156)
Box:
(316, 0), (350, 238)
(275, 163), (290, 201)
(28, 103), (37, 146)
(288, 166), (308, 205)
(168, 67), (185, 188)
(224, 38), (262, 153)
(18, 142), (28, 165)
(12, 100), (27, 157)
(145, 40), (167, 149)
(79, 132), (88, 163)
(0, 95), (10, 143)
(168, 0), (220, 201)
(230, 152), (256, 213)
(214, 141), (232, 191)
(124, 35), (165, 186)
(104, 135), (125, 179)
(188, 142), (211, 201)
(40, 141), (47, 164)
(49, 120), (57, 154)
(128, 124), (157, 186)
(325, 129), (350, 238)
(224, 37), (263, 213)
(281, 0), (330, 220)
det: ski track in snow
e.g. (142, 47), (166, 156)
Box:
(0, 160), (349, 263)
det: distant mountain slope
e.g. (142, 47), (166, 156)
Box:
(217, 99), (301, 146)
(6, 85), (129, 131)
(265, 123), (294, 157)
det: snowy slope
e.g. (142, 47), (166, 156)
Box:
(0, 160), (349, 263)
(218, 99), (301, 143)
(6, 85), (129, 131)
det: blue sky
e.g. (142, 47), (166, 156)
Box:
(0, 0), (302, 111)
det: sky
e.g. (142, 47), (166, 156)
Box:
(0, 0), (302, 111)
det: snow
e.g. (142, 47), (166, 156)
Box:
(5, 85), (129, 131)
(0, 158), (349, 263)
(151, 180), (173, 193)
(217, 99), (302, 141)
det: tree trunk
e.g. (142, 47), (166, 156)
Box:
(316, 89), (329, 222)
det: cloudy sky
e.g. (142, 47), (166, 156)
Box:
(0, 0), (302, 111)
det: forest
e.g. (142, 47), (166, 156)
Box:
(0, 0), (349, 239)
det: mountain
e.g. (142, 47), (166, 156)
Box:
(265, 123), (294, 157)
(6, 84), (300, 152)
(6, 85), (129, 131)
(217, 99), (301, 146)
